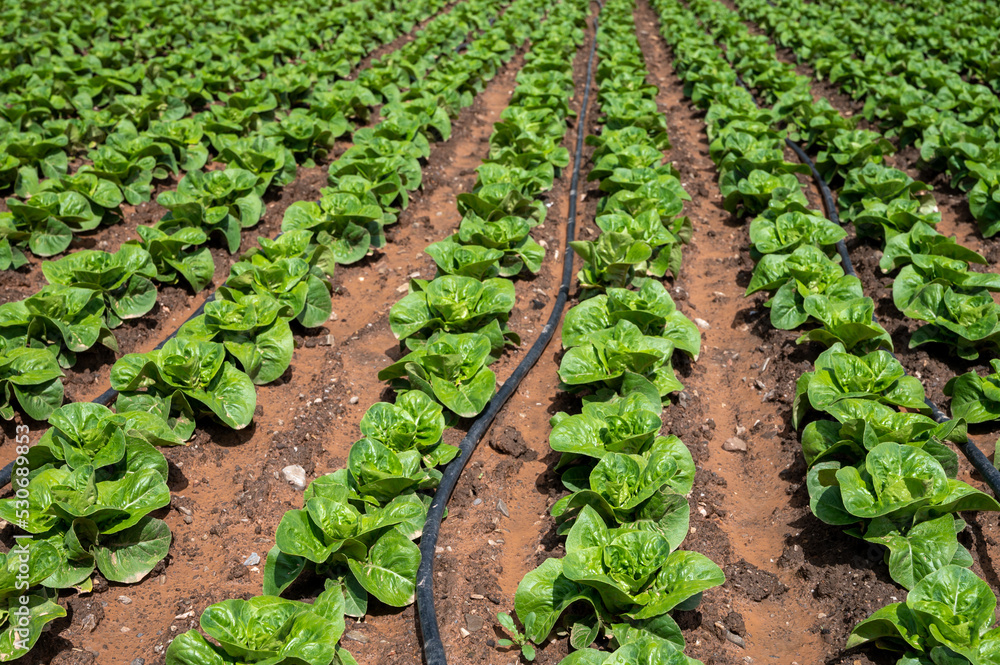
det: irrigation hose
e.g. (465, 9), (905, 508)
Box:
(785, 132), (1000, 498)
(733, 76), (1000, 496)
(416, 4), (600, 662)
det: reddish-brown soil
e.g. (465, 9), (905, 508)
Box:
(8, 2), (1000, 665)
(7, 15), (572, 665)
(0, 0), (466, 425)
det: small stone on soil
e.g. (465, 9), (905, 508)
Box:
(349, 396), (359, 404)
(243, 552), (260, 566)
(344, 631), (368, 643)
(723, 437), (748, 452)
(281, 465), (307, 490)
(118, 596), (132, 605)
(465, 614), (484, 632)
(694, 318), (710, 330)
(497, 499), (509, 517)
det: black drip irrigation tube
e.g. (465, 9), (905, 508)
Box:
(416, 6), (600, 662)
(733, 76), (1000, 496)
(784, 129), (1000, 497)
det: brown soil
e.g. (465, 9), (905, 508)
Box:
(0, 0), (469, 443)
(11, 3), (1000, 665)
(10, 18), (572, 665)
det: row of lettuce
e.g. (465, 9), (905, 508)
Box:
(161, 0), (595, 663)
(0, 0), (540, 659)
(856, 0), (1000, 90)
(499, 2), (726, 663)
(0, 0), (456, 265)
(731, 0), (1000, 242)
(0, 0), (510, 425)
(657, 0), (1000, 663)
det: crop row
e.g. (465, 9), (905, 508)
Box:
(695, 0), (1000, 361)
(0, 0), (511, 427)
(655, 0), (1000, 662)
(155, 0), (595, 663)
(0, 0), (548, 658)
(842, 0), (1000, 92)
(496, 1), (726, 663)
(731, 0), (1000, 374)
(734, 0), (1000, 241)
(0, 0), (461, 266)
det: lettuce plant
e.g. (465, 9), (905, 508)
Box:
(281, 194), (386, 266)
(562, 280), (700, 358)
(0, 214), (29, 270)
(569, 232), (652, 293)
(110, 336), (257, 437)
(814, 129), (895, 182)
(0, 285), (117, 368)
(133, 226), (216, 293)
(513, 506), (724, 647)
(558, 320), (682, 398)
(0, 347), (64, 421)
(0, 405), (172, 589)
(377, 332), (497, 418)
(453, 214), (545, 277)
(6, 191), (95, 257)
(879, 222), (987, 273)
(551, 438), (694, 540)
(389, 275), (517, 357)
(838, 163), (936, 237)
(904, 286), (1000, 360)
(424, 239), (505, 280)
(240, 229), (337, 280)
(808, 441), (999, 588)
(796, 294), (892, 352)
(217, 135), (296, 196)
(748, 210), (846, 257)
(359, 390), (458, 469)
(792, 342), (929, 428)
(177, 295), (294, 385)
(557, 635), (691, 665)
(457, 182), (546, 227)
(0, 543), (64, 661)
(799, 400), (962, 473)
(549, 384), (664, 462)
(967, 161), (1000, 237)
(262, 472), (424, 607)
(720, 170), (805, 215)
(944, 360), (1000, 424)
(156, 167), (264, 254)
(848, 565), (1000, 663)
(165, 591), (354, 665)
(220, 255), (332, 328)
(40, 245), (157, 328)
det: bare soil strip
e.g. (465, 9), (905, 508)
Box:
(633, 3), (916, 665)
(16, 33), (560, 665)
(0, 0), (469, 427)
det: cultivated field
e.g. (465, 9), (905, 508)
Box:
(1, 0), (1000, 663)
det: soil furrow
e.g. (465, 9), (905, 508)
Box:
(424, 8), (600, 665)
(0, 0), (492, 431)
(14, 31), (553, 665)
(634, 3), (909, 665)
